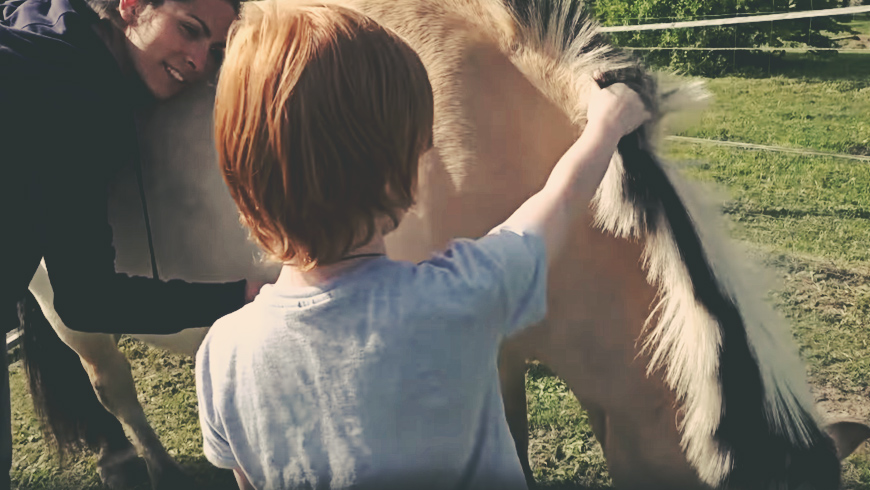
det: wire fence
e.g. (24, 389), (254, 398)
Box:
(667, 137), (870, 164)
(605, 7), (870, 166)
(596, 5), (870, 79)
(599, 5), (870, 32)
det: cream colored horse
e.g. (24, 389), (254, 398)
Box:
(23, 0), (870, 489)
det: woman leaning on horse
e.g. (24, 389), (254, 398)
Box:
(0, 0), (254, 483)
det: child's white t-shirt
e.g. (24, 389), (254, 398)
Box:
(195, 227), (547, 490)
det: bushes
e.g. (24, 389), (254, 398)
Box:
(593, 0), (854, 76)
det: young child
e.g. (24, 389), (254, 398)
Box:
(195, 2), (651, 489)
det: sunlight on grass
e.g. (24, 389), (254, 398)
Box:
(675, 74), (870, 155)
(668, 144), (870, 264)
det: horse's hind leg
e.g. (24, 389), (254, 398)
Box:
(29, 264), (190, 490)
(67, 339), (150, 489)
(74, 337), (194, 490)
(499, 336), (535, 488)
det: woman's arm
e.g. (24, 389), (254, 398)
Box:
(27, 82), (253, 335)
(39, 164), (250, 334)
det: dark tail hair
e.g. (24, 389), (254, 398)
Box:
(18, 291), (129, 458)
(597, 70), (841, 487)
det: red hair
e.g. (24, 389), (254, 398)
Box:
(215, 1), (433, 268)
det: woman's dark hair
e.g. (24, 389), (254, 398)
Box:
(86, 0), (241, 25)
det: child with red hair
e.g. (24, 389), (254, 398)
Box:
(196, 2), (649, 489)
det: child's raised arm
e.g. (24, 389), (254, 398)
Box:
(498, 81), (651, 266)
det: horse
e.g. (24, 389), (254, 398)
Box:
(20, 0), (870, 488)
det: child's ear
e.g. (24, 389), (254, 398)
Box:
(118, 0), (141, 24)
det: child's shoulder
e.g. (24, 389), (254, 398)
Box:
(213, 300), (260, 333)
(415, 227), (544, 282)
(199, 302), (262, 357)
(328, 256), (416, 294)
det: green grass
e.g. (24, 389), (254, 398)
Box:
(526, 364), (609, 488)
(845, 13), (870, 38)
(9, 338), (239, 490)
(8, 54), (870, 489)
(669, 147), (870, 263)
(664, 145), (870, 391)
(677, 74), (870, 154)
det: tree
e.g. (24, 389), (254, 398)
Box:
(593, 0), (854, 76)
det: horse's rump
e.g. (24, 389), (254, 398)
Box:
(359, 0), (841, 487)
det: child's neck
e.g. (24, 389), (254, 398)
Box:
(276, 233), (388, 290)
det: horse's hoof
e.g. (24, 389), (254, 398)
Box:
(97, 452), (150, 490)
(149, 460), (198, 490)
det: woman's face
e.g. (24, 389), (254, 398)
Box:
(120, 0), (237, 99)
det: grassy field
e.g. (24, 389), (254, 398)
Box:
(7, 32), (870, 490)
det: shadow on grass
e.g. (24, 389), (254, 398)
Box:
(179, 454), (610, 490)
(759, 52), (870, 81)
(177, 454), (238, 490)
(638, 50), (870, 82)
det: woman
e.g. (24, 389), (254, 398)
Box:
(0, 0), (254, 483)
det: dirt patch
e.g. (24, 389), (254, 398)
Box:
(849, 144), (870, 156)
(812, 381), (870, 462)
(757, 252), (870, 460)
(840, 34), (870, 50)
(813, 382), (870, 426)
(771, 256), (870, 334)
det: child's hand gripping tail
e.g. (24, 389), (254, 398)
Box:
(498, 80), (652, 265)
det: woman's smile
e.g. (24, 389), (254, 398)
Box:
(164, 62), (185, 83)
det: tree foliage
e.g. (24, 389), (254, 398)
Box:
(592, 0), (854, 76)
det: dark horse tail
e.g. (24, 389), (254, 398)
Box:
(613, 126), (841, 490)
(599, 66), (839, 490)
(503, 0), (841, 487)
(18, 291), (128, 457)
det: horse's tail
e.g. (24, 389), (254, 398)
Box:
(591, 47), (840, 490)
(594, 43), (840, 490)
(18, 291), (125, 457)
(614, 130), (840, 490)
(499, 0), (841, 488)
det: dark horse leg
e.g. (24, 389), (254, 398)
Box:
(499, 337), (535, 489)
